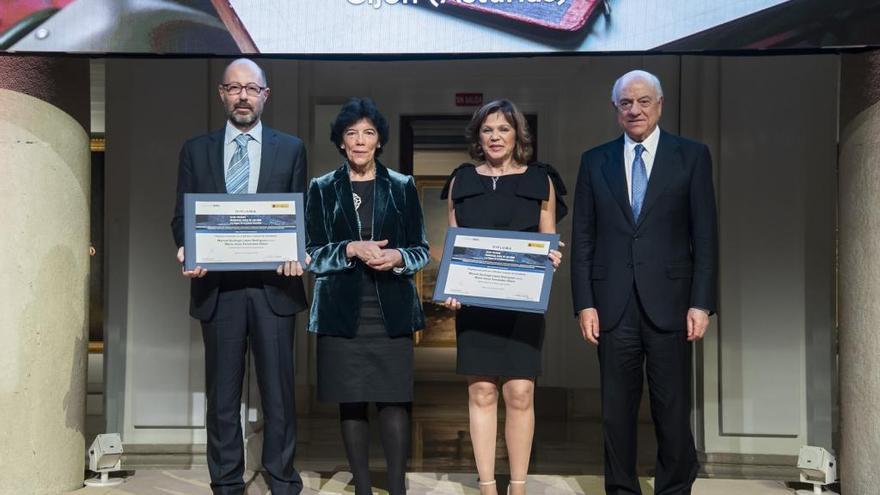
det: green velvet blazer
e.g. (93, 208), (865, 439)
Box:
(306, 162), (430, 337)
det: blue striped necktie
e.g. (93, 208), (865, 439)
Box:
(631, 143), (647, 220)
(226, 133), (252, 194)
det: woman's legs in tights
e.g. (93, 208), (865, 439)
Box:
(340, 401), (411, 495)
(340, 402), (372, 495)
(376, 402), (411, 495)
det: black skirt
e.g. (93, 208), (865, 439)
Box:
(317, 271), (414, 403)
(456, 306), (545, 377)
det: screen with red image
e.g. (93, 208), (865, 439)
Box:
(0, 0), (74, 35)
(445, 0), (604, 32)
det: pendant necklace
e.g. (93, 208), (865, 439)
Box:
(491, 176), (500, 191)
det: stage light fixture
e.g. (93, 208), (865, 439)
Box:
(84, 433), (124, 487)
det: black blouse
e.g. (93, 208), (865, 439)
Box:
(441, 162), (568, 231)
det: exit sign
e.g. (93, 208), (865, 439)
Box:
(456, 93), (483, 107)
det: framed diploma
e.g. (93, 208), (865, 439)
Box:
(183, 193), (305, 272)
(432, 227), (559, 313)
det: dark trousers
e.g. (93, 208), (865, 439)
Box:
(598, 289), (699, 495)
(201, 285), (302, 495)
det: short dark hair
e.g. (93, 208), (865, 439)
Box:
(330, 97), (389, 157)
(465, 99), (533, 164)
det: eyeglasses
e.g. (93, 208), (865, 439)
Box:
(616, 98), (655, 112)
(221, 83), (267, 96)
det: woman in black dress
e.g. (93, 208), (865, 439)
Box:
(306, 98), (430, 495)
(441, 99), (566, 495)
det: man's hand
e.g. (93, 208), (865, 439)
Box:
(178, 246), (208, 278)
(578, 308), (600, 345)
(687, 308), (710, 341)
(346, 239), (389, 263)
(276, 254), (312, 277)
(367, 249), (403, 272)
(276, 261), (304, 277)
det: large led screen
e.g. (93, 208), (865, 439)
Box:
(1, 0), (878, 55)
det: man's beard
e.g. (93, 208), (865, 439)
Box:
(228, 106), (257, 127)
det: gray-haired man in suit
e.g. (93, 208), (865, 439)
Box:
(571, 70), (718, 495)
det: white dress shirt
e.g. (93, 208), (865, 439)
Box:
(223, 120), (263, 194)
(623, 125), (661, 203)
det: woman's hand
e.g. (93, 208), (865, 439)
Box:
(441, 297), (462, 311)
(367, 249), (403, 271)
(346, 239), (389, 262)
(549, 241), (565, 271)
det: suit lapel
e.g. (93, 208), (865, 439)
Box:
(333, 164), (359, 239)
(601, 136), (634, 226)
(256, 127), (278, 193)
(208, 129), (227, 193)
(373, 164), (391, 240)
(636, 131), (681, 227)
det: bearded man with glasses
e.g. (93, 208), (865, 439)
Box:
(171, 58), (309, 495)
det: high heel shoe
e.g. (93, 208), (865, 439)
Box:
(507, 479), (526, 495)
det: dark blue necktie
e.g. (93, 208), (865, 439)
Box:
(631, 144), (647, 220)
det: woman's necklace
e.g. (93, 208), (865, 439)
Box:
(486, 163), (521, 191)
(349, 163), (373, 234)
(351, 182), (374, 241)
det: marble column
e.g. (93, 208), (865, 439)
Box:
(839, 50), (880, 495)
(0, 56), (91, 494)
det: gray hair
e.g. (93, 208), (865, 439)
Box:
(611, 70), (663, 105)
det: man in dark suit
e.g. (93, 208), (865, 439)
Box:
(571, 70), (718, 495)
(171, 58), (308, 495)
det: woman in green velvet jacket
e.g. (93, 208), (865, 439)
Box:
(305, 97), (429, 495)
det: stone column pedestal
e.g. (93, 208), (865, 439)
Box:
(0, 56), (91, 495)
(839, 50), (880, 495)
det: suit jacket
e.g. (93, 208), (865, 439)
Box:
(571, 130), (718, 331)
(306, 162), (430, 338)
(171, 126), (309, 321)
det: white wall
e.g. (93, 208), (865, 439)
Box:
(681, 55), (838, 454)
(105, 59), (211, 443)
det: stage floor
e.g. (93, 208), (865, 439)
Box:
(69, 470), (798, 494)
(76, 382), (805, 493)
